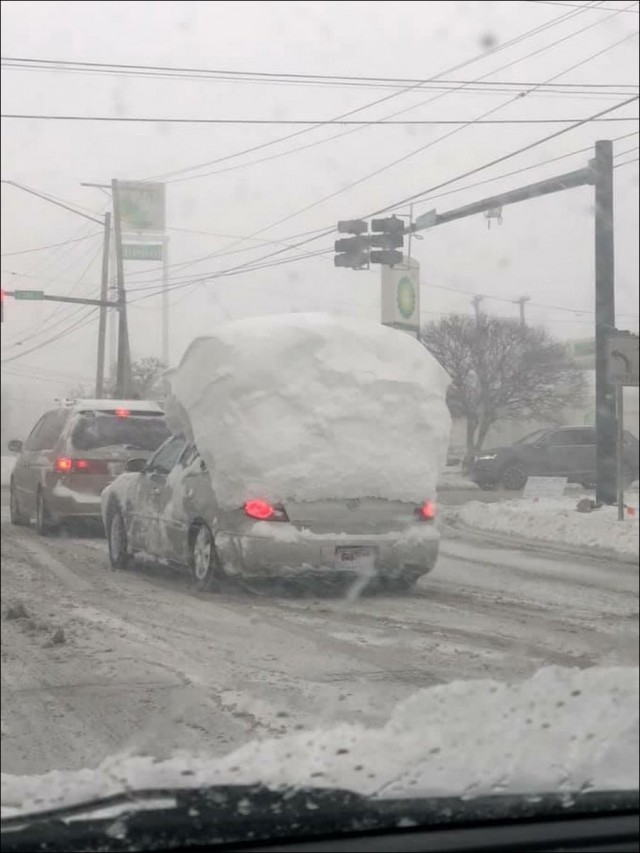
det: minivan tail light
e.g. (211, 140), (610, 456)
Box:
(243, 500), (288, 522)
(73, 459), (109, 475)
(55, 457), (109, 475)
(418, 501), (437, 520)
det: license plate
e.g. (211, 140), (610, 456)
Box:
(335, 546), (377, 572)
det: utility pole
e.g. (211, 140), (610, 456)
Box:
(95, 212), (111, 397)
(162, 234), (169, 364)
(593, 140), (617, 505)
(514, 296), (530, 327)
(471, 295), (483, 322)
(111, 179), (132, 398)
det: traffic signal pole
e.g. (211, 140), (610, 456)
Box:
(111, 179), (132, 399)
(95, 211), (111, 398)
(337, 141), (618, 502)
(593, 140), (617, 505)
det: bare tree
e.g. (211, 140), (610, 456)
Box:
(421, 314), (586, 465)
(69, 357), (167, 401)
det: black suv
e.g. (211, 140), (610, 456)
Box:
(470, 426), (640, 491)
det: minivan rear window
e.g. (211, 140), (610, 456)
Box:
(70, 413), (171, 452)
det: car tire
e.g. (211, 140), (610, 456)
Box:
(189, 523), (221, 592)
(501, 464), (528, 491)
(9, 481), (29, 526)
(35, 489), (58, 536)
(107, 506), (131, 570)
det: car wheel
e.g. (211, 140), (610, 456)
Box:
(190, 524), (220, 592)
(9, 481), (29, 526)
(107, 507), (131, 570)
(501, 464), (528, 491)
(35, 490), (58, 536)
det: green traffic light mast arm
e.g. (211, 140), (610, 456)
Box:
(0, 179), (104, 225)
(2, 291), (117, 308)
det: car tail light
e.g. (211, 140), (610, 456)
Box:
(243, 500), (288, 522)
(418, 500), (437, 520)
(114, 408), (130, 418)
(54, 457), (109, 475)
(73, 459), (109, 474)
(54, 457), (73, 473)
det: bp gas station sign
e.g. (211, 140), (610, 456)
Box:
(381, 257), (420, 336)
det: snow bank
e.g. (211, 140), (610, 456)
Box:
(437, 465), (479, 492)
(165, 314), (451, 508)
(1, 456), (16, 487)
(458, 498), (639, 558)
(1, 666), (637, 817)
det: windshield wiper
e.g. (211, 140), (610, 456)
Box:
(1, 785), (637, 853)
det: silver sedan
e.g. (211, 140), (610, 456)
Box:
(102, 435), (440, 592)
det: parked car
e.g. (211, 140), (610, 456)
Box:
(102, 435), (440, 592)
(469, 426), (640, 491)
(9, 399), (170, 533)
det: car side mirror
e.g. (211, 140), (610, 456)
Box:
(8, 439), (23, 453)
(125, 457), (147, 473)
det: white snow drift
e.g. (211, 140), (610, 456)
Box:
(458, 498), (639, 558)
(164, 313), (451, 508)
(2, 666), (637, 817)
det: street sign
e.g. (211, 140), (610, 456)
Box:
(14, 290), (44, 300)
(122, 243), (163, 261)
(607, 332), (639, 387)
(522, 476), (568, 499)
(381, 257), (420, 334)
(116, 181), (165, 232)
(414, 209), (437, 230)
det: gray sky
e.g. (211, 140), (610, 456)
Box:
(1, 0), (638, 418)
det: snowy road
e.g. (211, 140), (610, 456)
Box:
(1, 493), (638, 778)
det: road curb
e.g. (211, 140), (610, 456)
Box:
(441, 514), (638, 568)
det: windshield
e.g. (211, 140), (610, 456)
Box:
(514, 428), (551, 445)
(1, 0), (638, 846)
(70, 413), (170, 452)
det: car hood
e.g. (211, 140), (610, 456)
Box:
(2, 665), (637, 819)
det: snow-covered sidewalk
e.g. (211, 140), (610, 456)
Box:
(457, 497), (639, 559)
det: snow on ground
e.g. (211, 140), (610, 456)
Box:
(2, 665), (637, 817)
(165, 313), (451, 507)
(458, 497), (639, 558)
(437, 465), (478, 492)
(1, 456), (15, 487)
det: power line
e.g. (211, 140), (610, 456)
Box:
(372, 92), (639, 216)
(0, 309), (98, 364)
(1, 232), (101, 257)
(3, 113), (637, 125)
(524, 1), (639, 11)
(144, 0), (596, 183)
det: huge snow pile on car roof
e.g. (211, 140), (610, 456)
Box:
(164, 313), (451, 508)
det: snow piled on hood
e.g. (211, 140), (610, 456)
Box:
(2, 666), (637, 817)
(163, 313), (451, 508)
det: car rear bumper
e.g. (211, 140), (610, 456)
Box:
(469, 462), (500, 485)
(46, 483), (105, 520)
(215, 524), (440, 581)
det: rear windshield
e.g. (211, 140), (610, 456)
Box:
(70, 413), (171, 452)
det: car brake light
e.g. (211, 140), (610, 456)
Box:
(73, 459), (109, 474)
(418, 501), (437, 520)
(244, 500), (288, 522)
(55, 458), (109, 475)
(115, 408), (130, 417)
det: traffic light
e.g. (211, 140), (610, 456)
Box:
(369, 216), (404, 267)
(335, 220), (369, 269)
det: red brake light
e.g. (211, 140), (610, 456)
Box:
(419, 501), (437, 520)
(244, 500), (276, 520)
(55, 458), (109, 474)
(115, 408), (130, 418)
(243, 500), (289, 522)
